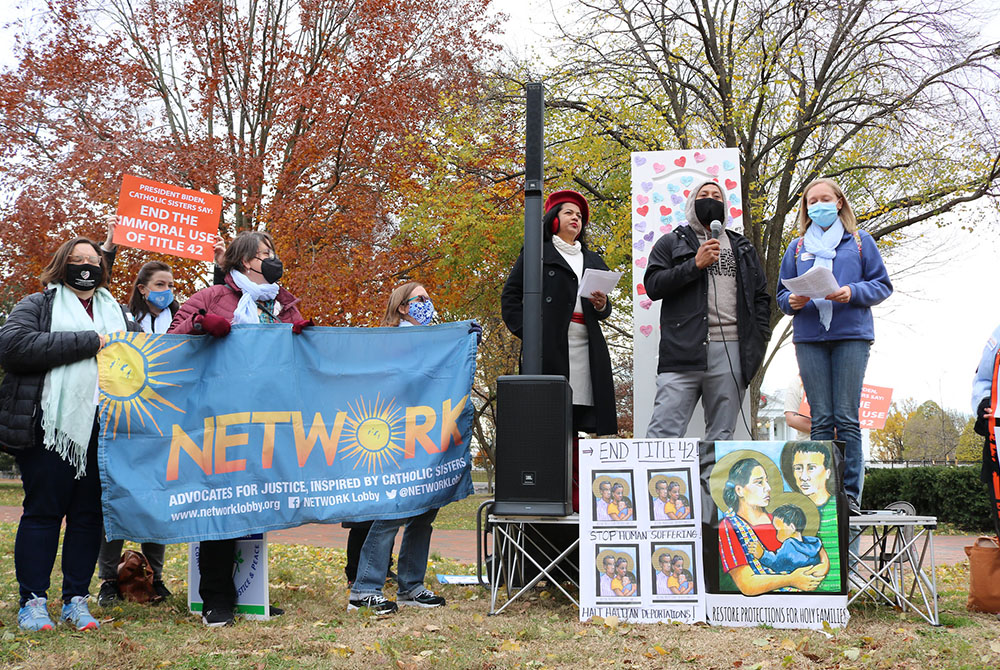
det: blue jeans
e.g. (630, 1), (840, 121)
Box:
(15, 418), (103, 606)
(795, 340), (871, 501)
(350, 508), (438, 599)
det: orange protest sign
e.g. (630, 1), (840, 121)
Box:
(114, 174), (222, 261)
(797, 384), (893, 430)
(858, 384), (893, 429)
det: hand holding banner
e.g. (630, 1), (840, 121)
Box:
(114, 174), (223, 261)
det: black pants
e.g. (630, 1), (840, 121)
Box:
(15, 419), (103, 606)
(198, 539), (237, 610)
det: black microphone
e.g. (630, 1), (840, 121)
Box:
(710, 220), (722, 239)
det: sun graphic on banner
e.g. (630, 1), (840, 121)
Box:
(342, 394), (406, 473)
(99, 333), (191, 439)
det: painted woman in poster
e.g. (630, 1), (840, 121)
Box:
(715, 452), (826, 595)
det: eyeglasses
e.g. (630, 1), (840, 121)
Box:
(68, 254), (101, 264)
(406, 295), (430, 303)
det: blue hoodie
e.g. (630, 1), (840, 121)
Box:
(776, 230), (892, 342)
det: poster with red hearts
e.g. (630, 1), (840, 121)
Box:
(114, 174), (222, 261)
(630, 149), (744, 438)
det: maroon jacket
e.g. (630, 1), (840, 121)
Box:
(168, 273), (303, 334)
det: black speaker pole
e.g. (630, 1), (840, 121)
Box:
(522, 82), (544, 375)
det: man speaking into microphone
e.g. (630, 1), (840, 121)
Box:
(643, 179), (770, 440)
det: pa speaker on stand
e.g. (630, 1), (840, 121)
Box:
(493, 375), (573, 516)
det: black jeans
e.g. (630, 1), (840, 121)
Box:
(15, 418), (103, 606)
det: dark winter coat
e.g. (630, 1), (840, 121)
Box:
(643, 225), (770, 385)
(501, 241), (618, 435)
(0, 288), (141, 453)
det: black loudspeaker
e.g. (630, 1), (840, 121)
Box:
(493, 375), (572, 516)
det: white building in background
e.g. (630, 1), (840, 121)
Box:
(757, 387), (871, 461)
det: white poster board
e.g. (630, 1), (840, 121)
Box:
(579, 438), (705, 623)
(631, 149), (749, 438)
(188, 533), (270, 620)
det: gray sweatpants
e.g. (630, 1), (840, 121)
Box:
(98, 536), (166, 582)
(647, 340), (745, 441)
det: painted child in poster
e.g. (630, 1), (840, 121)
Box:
(648, 471), (693, 522)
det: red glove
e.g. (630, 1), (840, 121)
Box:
(194, 312), (231, 338)
(292, 318), (314, 335)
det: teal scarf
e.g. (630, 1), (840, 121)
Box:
(40, 284), (126, 478)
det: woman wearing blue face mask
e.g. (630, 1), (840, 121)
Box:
(344, 281), (448, 616)
(776, 178), (893, 516)
(95, 261), (178, 608)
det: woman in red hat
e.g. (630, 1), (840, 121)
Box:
(501, 189), (618, 466)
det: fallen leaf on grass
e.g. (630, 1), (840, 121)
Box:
(604, 615), (620, 629)
(424, 624), (440, 632)
(499, 639), (521, 652)
(472, 613), (484, 623)
(843, 648), (860, 661)
(752, 638), (770, 647)
(991, 641), (1000, 654)
(779, 638), (796, 651)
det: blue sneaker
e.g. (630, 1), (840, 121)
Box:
(18, 596), (54, 631)
(61, 596), (99, 631)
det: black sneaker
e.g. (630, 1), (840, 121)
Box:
(98, 580), (121, 607)
(202, 606), (235, 627)
(151, 580), (171, 602)
(397, 588), (446, 608)
(847, 496), (862, 517)
(347, 594), (398, 616)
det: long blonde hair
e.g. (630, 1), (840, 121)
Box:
(382, 281), (423, 326)
(796, 178), (858, 236)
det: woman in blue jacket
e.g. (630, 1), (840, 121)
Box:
(776, 179), (892, 515)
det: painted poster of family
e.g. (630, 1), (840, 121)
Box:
(651, 544), (697, 599)
(595, 546), (640, 599)
(705, 441), (845, 596)
(592, 472), (636, 524)
(648, 471), (693, 523)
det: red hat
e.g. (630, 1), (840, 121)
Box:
(544, 190), (590, 233)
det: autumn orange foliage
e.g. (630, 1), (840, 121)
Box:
(0, 0), (499, 322)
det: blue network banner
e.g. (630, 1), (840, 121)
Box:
(96, 323), (478, 543)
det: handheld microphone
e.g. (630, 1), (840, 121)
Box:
(710, 220), (722, 240)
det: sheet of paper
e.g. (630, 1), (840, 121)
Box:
(578, 268), (623, 297)
(781, 265), (840, 299)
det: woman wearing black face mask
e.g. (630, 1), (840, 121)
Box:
(168, 230), (310, 627)
(644, 180), (770, 441)
(0, 237), (140, 632)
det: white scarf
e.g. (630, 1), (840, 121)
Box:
(551, 235), (581, 256)
(41, 284), (126, 478)
(228, 270), (279, 325)
(802, 218), (845, 331)
(139, 308), (173, 334)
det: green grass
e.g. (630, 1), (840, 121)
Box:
(0, 480), (22, 507)
(434, 493), (491, 530)
(0, 514), (998, 668)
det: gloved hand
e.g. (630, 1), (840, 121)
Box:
(292, 318), (314, 335)
(468, 321), (483, 345)
(194, 312), (231, 338)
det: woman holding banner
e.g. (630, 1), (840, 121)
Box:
(776, 179), (892, 516)
(96, 261), (180, 607)
(501, 190), (618, 510)
(169, 230), (310, 627)
(345, 282), (469, 616)
(0, 237), (139, 631)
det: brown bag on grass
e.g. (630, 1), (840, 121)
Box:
(118, 549), (156, 603)
(965, 536), (1000, 613)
